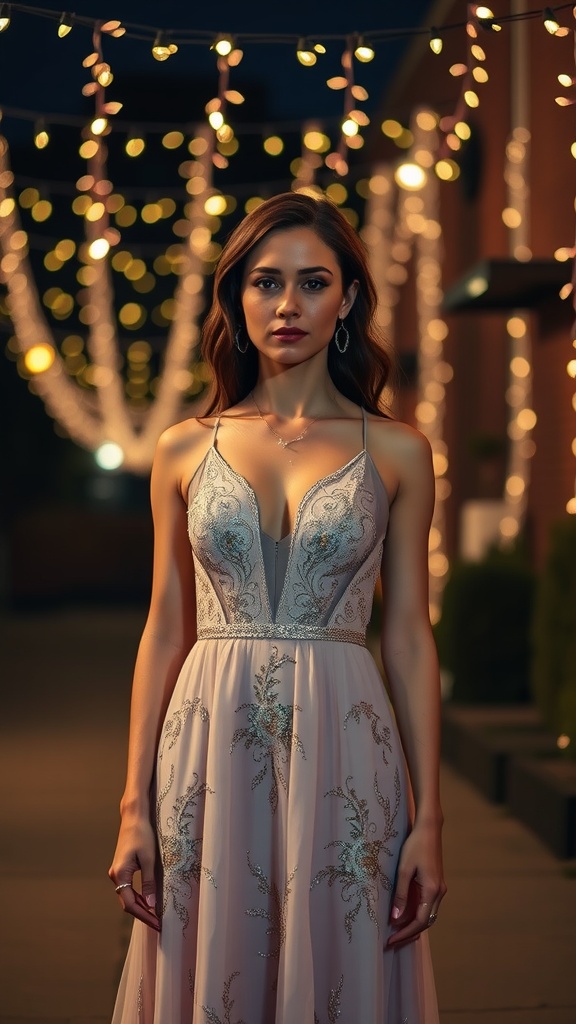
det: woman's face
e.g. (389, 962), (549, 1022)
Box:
(239, 226), (357, 366)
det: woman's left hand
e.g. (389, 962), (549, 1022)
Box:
(386, 819), (447, 949)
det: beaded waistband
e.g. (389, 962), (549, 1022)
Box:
(196, 623), (366, 647)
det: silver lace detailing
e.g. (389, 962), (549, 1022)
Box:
(196, 623), (366, 646)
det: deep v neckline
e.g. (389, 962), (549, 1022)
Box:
(209, 444), (367, 545)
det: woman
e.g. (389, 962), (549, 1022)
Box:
(109, 191), (446, 1023)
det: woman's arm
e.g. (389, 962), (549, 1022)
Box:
(108, 428), (198, 930)
(376, 425), (447, 948)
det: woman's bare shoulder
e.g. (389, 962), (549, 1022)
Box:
(368, 414), (431, 461)
(156, 415), (216, 456)
(152, 417), (219, 500)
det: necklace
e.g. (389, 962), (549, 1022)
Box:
(251, 391), (319, 449)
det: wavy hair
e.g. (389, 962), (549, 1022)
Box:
(201, 191), (394, 415)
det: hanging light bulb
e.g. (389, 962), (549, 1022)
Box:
(125, 129), (145, 156)
(429, 27), (443, 54)
(296, 38), (317, 66)
(0, 4), (11, 32)
(151, 30), (177, 61)
(543, 7), (560, 33)
(91, 116), (108, 136)
(394, 162), (427, 190)
(58, 12), (73, 37)
(213, 33), (234, 56)
(34, 120), (50, 149)
(354, 36), (375, 62)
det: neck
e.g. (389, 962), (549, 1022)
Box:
(253, 350), (344, 419)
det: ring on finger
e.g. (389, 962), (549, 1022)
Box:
(427, 912), (438, 926)
(115, 882), (133, 894)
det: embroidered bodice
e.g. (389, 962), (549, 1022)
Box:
(187, 412), (389, 645)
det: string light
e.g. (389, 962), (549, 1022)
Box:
(395, 162), (427, 190)
(212, 34), (233, 57)
(34, 120), (49, 149)
(296, 38), (317, 66)
(429, 27), (443, 54)
(543, 7), (560, 34)
(0, 3), (10, 31)
(125, 130), (145, 156)
(57, 11), (73, 37)
(151, 31), (177, 61)
(354, 36), (375, 63)
(90, 116), (108, 136)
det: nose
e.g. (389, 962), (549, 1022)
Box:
(276, 284), (300, 319)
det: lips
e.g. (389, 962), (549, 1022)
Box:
(273, 327), (307, 340)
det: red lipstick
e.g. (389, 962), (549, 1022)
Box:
(273, 327), (307, 341)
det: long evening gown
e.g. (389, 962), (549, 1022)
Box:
(111, 410), (439, 1023)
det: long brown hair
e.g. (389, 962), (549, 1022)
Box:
(201, 192), (394, 415)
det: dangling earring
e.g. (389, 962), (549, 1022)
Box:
(235, 326), (249, 354)
(334, 318), (350, 354)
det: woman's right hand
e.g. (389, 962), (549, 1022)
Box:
(108, 813), (161, 931)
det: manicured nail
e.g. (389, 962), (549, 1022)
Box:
(391, 906), (401, 920)
(145, 894), (156, 907)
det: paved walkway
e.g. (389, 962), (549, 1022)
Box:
(1, 608), (575, 1023)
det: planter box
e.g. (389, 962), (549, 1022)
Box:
(441, 704), (557, 803)
(508, 756), (576, 859)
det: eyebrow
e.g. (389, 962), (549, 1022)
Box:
(249, 265), (334, 276)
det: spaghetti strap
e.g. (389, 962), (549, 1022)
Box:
(212, 416), (221, 446)
(361, 407), (367, 452)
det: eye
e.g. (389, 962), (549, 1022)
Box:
(302, 278), (328, 291)
(254, 277), (279, 290)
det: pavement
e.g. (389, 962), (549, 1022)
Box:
(1, 607), (575, 1024)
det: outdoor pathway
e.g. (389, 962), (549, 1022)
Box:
(1, 608), (575, 1023)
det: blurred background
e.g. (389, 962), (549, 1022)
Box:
(1, 1), (576, 1021)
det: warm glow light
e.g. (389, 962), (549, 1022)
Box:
(429, 28), (442, 54)
(34, 123), (49, 149)
(435, 159), (460, 181)
(507, 316), (527, 338)
(303, 130), (331, 152)
(296, 38), (317, 66)
(88, 238), (110, 260)
(263, 135), (284, 156)
(502, 207), (522, 228)
(162, 131), (184, 149)
(125, 135), (145, 157)
(557, 734), (571, 749)
(24, 344), (55, 374)
(354, 37), (375, 62)
(58, 12), (73, 38)
(204, 193), (227, 216)
(464, 90), (480, 108)
(381, 119), (403, 139)
(394, 162), (427, 190)
(208, 110), (224, 130)
(466, 275), (488, 297)
(213, 34), (233, 57)
(341, 118), (359, 137)
(91, 117), (108, 136)
(152, 31), (177, 61)
(95, 442), (124, 470)
(0, 4), (11, 31)
(543, 7), (560, 34)
(517, 408), (537, 430)
(475, 5), (494, 17)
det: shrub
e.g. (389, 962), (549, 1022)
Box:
(531, 518), (576, 757)
(435, 546), (535, 704)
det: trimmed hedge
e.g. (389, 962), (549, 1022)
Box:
(531, 518), (576, 757)
(435, 547), (535, 704)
